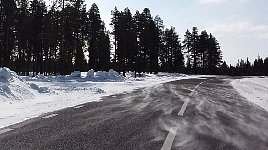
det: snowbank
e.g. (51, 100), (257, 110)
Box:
(93, 69), (124, 82)
(231, 77), (268, 112)
(24, 69), (124, 82)
(0, 68), (34, 101)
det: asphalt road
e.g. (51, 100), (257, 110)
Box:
(0, 77), (268, 150)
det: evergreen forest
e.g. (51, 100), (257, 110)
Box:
(0, 0), (267, 76)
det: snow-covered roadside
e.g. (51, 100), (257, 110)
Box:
(0, 69), (197, 129)
(231, 77), (268, 112)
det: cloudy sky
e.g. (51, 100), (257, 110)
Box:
(47, 0), (268, 65)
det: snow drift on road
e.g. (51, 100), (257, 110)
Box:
(232, 77), (268, 112)
(0, 68), (194, 129)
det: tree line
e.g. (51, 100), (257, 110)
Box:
(220, 56), (268, 76)
(3, 0), (257, 77)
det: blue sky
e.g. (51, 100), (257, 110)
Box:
(47, 0), (268, 65)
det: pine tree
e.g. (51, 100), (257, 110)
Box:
(59, 0), (66, 75)
(139, 8), (157, 73)
(198, 30), (209, 73)
(191, 27), (199, 74)
(87, 3), (110, 71)
(15, 0), (31, 75)
(182, 29), (192, 73)
(162, 27), (184, 72)
(117, 8), (134, 76)
(123, 8), (137, 74)
(183, 27), (199, 74)
(207, 33), (222, 74)
(113, 8), (138, 76)
(1, 0), (16, 68)
(98, 22), (111, 71)
(43, 3), (61, 75)
(155, 15), (165, 73)
(133, 10), (143, 76)
(110, 7), (120, 69)
(87, 3), (101, 70)
(29, 0), (47, 76)
(72, 0), (88, 71)
(148, 17), (160, 74)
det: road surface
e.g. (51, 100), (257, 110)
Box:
(0, 77), (268, 150)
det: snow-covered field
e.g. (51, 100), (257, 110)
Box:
(232, 77), (268, 112)
(0, 68), (195, 129)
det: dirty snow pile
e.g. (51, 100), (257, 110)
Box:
(0, 68), (193, 129)
(232, 77), (268, 112)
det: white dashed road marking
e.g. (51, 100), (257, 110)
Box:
(178, 98), (190, 116)
(73, 105), (84, 109)
(178, 81), (205, 116)
(161, 127), (179, 150)
(161, 80), (206, 150)
(42, 114), (58, 119)
(0, 128), (13, 135)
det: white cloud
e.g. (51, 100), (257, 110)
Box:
(203, 19), (268, 40)
(202, 17), (268, 65)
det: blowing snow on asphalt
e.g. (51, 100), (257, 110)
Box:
(0, 75), (268, 150)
